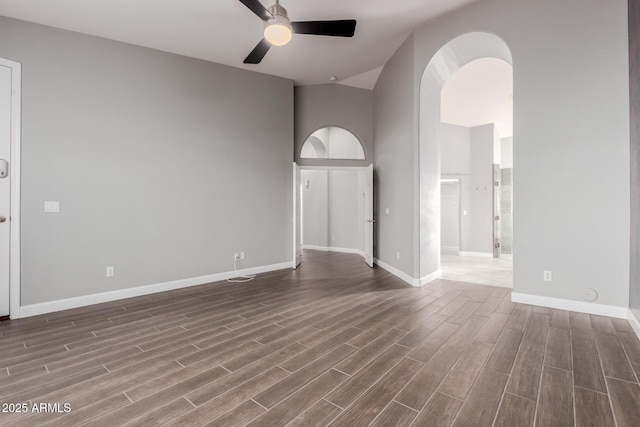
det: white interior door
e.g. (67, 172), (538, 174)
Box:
(364, 164), (374, 267)
(0, 65), (11, 317)
(292, 162), (302, 268)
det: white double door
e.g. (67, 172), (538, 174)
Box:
(293, 163), (374, 268)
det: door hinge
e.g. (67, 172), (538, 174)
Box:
(495, 215), (500, 220)
(494, 181), (500, 186)
(495, 242), (501, 248)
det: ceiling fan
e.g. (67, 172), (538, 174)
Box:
(238, 0), (357, 64)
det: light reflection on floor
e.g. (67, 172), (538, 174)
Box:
(440, 253), (513, 288)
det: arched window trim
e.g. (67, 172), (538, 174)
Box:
(300, 125), (367, 160)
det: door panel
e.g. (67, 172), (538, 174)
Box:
(493, 164), (501, 259)
(0, 65), (11, 317)
(364, 164), (374, 267)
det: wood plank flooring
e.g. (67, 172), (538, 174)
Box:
(1, 250), (640, 426)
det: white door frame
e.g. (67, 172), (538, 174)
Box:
(1, 57), (22, 319)
(294, 164), (373, 266)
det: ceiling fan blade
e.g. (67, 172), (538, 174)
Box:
(291, 20), (357, 37)
(238, 0), (273, 21)
(244, 39), (271, 64)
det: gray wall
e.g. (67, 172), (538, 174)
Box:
(301, 170), (329, 247)
(501, 137), (513, 169)
(631, 0), (640, 318)
(0, 17), (294, 305)
(440, 182), (460, 251)
(294, 84), (373, 167)
(441, 123), (470, 175)
(467, 124), (496, 254)
(374, 0), (630, 307)
(441, 123), (499, 255)
(329, 170), (365, 251)
(374, 35), (417, 275)
(301, 169), (365, 253)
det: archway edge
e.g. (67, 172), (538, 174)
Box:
(418, 31), (513, 282)
(421, 32), (512, 91)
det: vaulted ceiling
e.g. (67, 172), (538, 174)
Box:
(0, 0), (480, 87)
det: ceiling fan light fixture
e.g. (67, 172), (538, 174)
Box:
(264, 19), (292, 46)
(264, 2), (292, 47)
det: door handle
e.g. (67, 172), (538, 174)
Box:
(0, 216), (6, 223)
(367, 219), (376, 223)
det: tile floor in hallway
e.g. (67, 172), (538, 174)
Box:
(0, 249), (639, 426)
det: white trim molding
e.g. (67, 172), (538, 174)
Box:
(374, 259), (419, 286)
(1, 57), (22, 319)
(459, 251), (493, 258)
(420, 270), (442, 286)
(302, 245), (365, 258)
(628, 309), (640, 340)
(15, 262), (291, 319)
(511, 293), (628, 319)
(373, 259), (441, 288)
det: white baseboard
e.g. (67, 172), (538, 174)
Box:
(373, 259), (441, 288)
(421, 270), (442, 286)
(373, 258), (419, 287)
(302, 245), (365, 257)
(511, 292), (628, 319)
(440, 246), (459, 254)
(16, 262), (292, 319)
(628, 309), (640, 340)
(459, 251), (493, 258)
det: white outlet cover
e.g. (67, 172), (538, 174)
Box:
(44, 201), (60, 213)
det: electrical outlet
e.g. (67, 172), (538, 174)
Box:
(106, 266), (115, 277)
(234, 253), (240, 261)
(543, 271), (552, 282)
(240, 251), (246, 260)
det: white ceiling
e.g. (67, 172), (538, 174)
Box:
(441, 57), (513, 138)
(0, 0), (480, 88)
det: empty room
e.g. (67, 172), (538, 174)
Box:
(1, 0), (640, 426)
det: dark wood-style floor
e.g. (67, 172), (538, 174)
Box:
(1, 250), (640, 426)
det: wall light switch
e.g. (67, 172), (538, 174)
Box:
(44, 201), (60, 213)
(385, 207), (390, 215)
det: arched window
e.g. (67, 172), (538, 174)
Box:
(300, 127), (365, 160)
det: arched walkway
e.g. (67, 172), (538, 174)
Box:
(419, 32), (513, 282)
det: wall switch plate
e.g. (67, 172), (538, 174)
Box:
(44, 201), (60, 213)
(396, 252), (400, 260)
(543, 271), (552, 281)
(385, 207), (390, 215)
(106, 266), (115, 277)
(240, 251), (246, 260)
